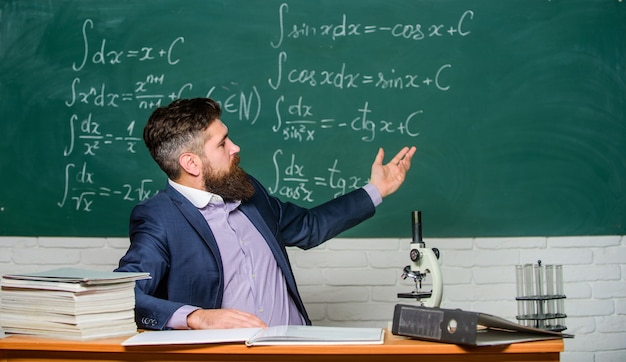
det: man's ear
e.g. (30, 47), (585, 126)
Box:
(179, 152), (202, 177)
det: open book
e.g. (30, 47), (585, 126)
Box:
(122, 325), (385, 347)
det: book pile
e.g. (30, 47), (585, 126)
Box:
(0, 268), (149, 340)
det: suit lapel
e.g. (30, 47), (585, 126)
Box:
(164, 185), (223, 261)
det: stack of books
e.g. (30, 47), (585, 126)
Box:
(0, 268), (149, 340)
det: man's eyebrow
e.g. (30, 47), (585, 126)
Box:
(210, 123), (229, 145)
(220, 125), (230, 142)
(216, 132), (228, 145)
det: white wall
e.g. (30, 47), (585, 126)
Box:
(0, 235), (624, 361)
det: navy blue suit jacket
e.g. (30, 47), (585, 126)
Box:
(116, 176), (375, 330)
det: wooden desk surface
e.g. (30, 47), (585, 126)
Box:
(0, 330), (564, 362)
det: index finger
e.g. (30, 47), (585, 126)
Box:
(391, 146), (416, 165)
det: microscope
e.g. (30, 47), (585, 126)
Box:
(397, 211), (443, 307)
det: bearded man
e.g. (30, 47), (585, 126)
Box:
(116, 98), (416, 330)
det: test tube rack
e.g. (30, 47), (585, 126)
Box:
(515, 261), (567, 332)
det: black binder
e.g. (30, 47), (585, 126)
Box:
(392, 304), (573, 346)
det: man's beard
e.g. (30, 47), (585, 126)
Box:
(203, 155), (255, 203)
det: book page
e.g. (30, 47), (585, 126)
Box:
(246, 325), (384, 346)
(3, 268), (150, 284)
(121, 328), (262, 346)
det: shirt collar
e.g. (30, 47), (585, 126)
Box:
(168, 179), (223, 208)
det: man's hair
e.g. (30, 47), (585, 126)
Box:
(143, 98), (222, 180)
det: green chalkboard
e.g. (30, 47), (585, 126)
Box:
(1, 0), (624, 237)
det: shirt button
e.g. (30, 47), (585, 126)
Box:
(258, 307), (264, 313)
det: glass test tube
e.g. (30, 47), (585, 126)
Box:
(523, 264), (534, 323)
(555, 265), (565, 329)
(515, 265), (525, 324)
(534, 263), (545, 328)
(545, 264), (556, 329)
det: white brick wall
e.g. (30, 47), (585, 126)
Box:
(0, 235), (624, 361)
